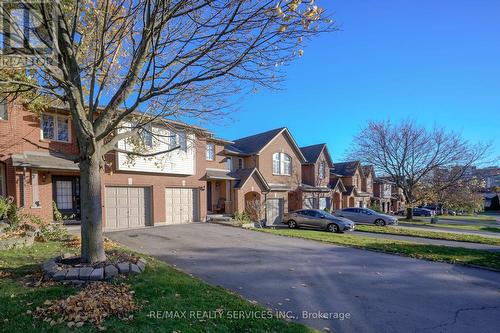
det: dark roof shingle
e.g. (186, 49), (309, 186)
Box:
(300, 144), (325, 164)
(331, 161), (360, 177)
(227, 127), (286, 155)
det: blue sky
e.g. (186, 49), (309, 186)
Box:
(198, 0), (500, 162)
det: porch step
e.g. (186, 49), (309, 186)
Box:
(62, 220), (81, 226)
(208, 215), (232, 222)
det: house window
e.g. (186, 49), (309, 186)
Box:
(178, 131), (187, 151)
(206, 143), (215, 161)
(226, 157), (233, 171)
(0, 98), (8, 120)
(272, 152), (292, 175)
(238, 158), (244, 169)
(319, 161), (326, 179)
(141, 124), (153, 147)
(169, 130), (177, 147)
(41, 114), (70, 142)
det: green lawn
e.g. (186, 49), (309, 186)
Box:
(256, 228), (500, 271)
(0, 241), (312, 333)
(439, 215), (498, 222)
(355, 225), (500, 246)
(398, 221), (500, 233)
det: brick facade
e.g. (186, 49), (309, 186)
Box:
(0, 101), (208, 227)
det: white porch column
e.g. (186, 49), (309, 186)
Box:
(225, 180), (232, 214)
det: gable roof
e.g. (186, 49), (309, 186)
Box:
(233, 168), (270, 192)
(331, 161), (361, 177)
(330, 178), (346, 193)
(226, 127), (306, 162)
(300, 143), (333, 167)
(343, 185), (356, 196)
(362, 165), (375, 178)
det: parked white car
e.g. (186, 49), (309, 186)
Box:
(336, 208), (398, 226)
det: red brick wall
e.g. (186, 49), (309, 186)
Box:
(1, 101), (208, 225)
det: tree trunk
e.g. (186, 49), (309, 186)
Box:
(406, 207), (413, 220)
(79, 154), (106, 263)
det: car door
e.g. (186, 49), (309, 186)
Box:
(337, 208), (353, 219)
(347, 209), (362, 223)
(362, 209), (376, 223)
(290, 210), (306, 226)
(353, 208), (369, 224)
(308, 210), (325, 230)
(300, 210), (316, 228)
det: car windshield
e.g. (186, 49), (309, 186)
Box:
(321, 211), (337, 219)
(364, 209), (376, 214)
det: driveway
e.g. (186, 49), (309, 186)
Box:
(108, 224), (500, 333)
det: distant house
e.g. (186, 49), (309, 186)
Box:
(206, 127), (306, 226)
(330, 161), (371, 208)
(373, 178), (393, 213)
(299, 143), (335, 211)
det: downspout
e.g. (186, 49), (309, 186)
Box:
(22, 166), (27, 207)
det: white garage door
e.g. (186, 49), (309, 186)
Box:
(266, 198), (284, 226)
(165, 188), (199, 225)
(105, 187), (152, 230)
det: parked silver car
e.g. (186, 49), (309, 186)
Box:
(336, 208), (398, 226)
(283, 209), (356, 233)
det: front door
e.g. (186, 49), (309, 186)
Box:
(52, 176), (80, 220)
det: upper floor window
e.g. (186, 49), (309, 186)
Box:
(226, 157), (233, 170)
(140, 124), (153, 147)
(319, 161), (326, 179)
(169, 130), (177, 147)
(0, 98), (8, 120)
(272, 152), (292, 175)
(238, 158), (244, 170)
(206, 143), (215, 161)
(178, 131), (187, 152)
(42, 114), (69, 142)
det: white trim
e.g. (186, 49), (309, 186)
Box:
(31, 170), (41, 208)
(206, 168), (231, 172)
(206, 142), (215, 161)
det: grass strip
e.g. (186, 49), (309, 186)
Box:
(255, 228), (500, 271)
(355, 225), (500, 246)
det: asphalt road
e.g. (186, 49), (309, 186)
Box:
(108, 223), (500, 333)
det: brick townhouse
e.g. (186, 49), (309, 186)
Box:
(0, 99), (209, 230)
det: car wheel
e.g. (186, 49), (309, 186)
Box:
(374, 219), (386, 226)
(288, 220), (298, 229)
(327, 223), (340, 233)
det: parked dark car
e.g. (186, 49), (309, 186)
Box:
(413, 208), (434, 217)
(283, 209), (355, 233)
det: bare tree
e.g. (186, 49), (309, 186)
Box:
(349, 120), (490, 219)
(0, 1), (333, 263)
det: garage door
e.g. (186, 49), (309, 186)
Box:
(105, 187), (152, 230)
(165, 188), (199, 224)
(266, 198), (284, 226)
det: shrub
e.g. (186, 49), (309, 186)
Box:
(234, 211), (252, 224)
(0, 196), (11, 219)
(26, 213), (68, 241)
(52, 201), (63, 222)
